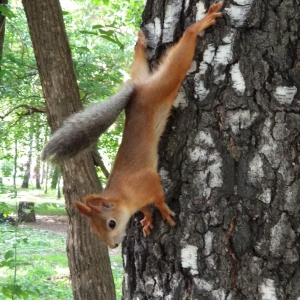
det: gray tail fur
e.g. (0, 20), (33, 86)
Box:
(41, 82), (134, 163)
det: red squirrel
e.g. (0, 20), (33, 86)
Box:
(42, 2), (223, 248)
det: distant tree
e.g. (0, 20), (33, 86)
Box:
(22, 1), (115, 299)
(20, 130), (33, 188)
(0, 0), (8, 61)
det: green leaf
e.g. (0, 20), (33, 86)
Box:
(100, 35), (124, 49)
(10, 284), (22, 296)
(92, 24), (104, 30)
(79, 30), (98, 36)
(0, 4), (15, 19)
(4, 249), (14, 260)
(91, 0), (109, 4)
(8, 259), (31, 268)
(77, 46), (90, 53)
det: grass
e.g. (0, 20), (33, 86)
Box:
(0, 185), (124, 300)
(0, 225), (71, 299)
(0, 224), (123, 299)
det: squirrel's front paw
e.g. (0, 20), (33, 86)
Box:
(141, 215), (153, 237)
(204, 2), (223, 26)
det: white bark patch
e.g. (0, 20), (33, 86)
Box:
(199, 62), (208, 75)
(184, 0), (190, 13)
(153, 276), (164, 297)
(173, 89), (188, 108)
(225, 0), (254, 27)
(270, 214), (286, 257)
(258, 188), (271, 205)
(124, 273), (128, 288)
(196, 131), (215, 146)
(226, 110), (258, 134)
(211, 289), (226, 300)
(144, 17), (162, 48)
(193, 278), (213, 292)
(194, 45), (216, 101)
(203, 231), (214, 256)
(196, 1), (206, 21)
(181, 245), (199, 275)
(159, 167), (172, 194)
(274, 86), (297, 105)
(284, 180), (300, 215)
(259, 118), (281, 168)
(259, 278), (277, 300)
(248, 154), (264, 184)
(203, 44), (216, 64)
(194, 76), (210, 101)
(187, 60), (197, 74)
(162, 0), (181, 43)
(230, 62), (246, 95)
(190, 131), (223, 197)
(233, 0), (253, 4)
(212, 29), (236, 83)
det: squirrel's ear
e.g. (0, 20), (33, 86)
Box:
(84, 194), (114, 212)
(75, 201), (92, 217)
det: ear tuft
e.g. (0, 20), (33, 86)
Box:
(75, 201), (92, 217)
(84, 194), (114, 212)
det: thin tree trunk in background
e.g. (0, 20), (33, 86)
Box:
(43, 162), (49, 194)
(35, 128), (42, 189)
(40, 126), (49, 185)
(123, 1), (300, 299)
(22, 1), (115, 299)
(50, 165), (60, 190)
(21, 131), (33, 188)
(12, 139), (18, 198)
(56, 171), (61, 199)
(35, 157), (41, 189)
(0, 0), (8, 63)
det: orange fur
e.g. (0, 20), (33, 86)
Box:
(76, 2), (223, 248)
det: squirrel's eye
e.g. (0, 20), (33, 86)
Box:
(108, 220), (116, 229)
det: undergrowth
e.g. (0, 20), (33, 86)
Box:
(0, 223), (123, 299)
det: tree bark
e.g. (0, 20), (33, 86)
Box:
(22, 1), (115, 299)
(123, 1), (300, 299)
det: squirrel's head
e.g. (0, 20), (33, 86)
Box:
(75, 194), (131, 248)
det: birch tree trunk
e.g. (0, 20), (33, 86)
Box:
(123, 1), (300, 299)
(22, 1), (115, 299)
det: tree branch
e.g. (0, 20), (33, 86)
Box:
(91, 148), (110, 179)
(1, 104), (46, 119)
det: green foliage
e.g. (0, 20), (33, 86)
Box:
(1, 0), (144, 175)
(0, 222), (123, 300)
(0, 225), (71, 299)
(0, 4), (15, 19)
(0, 158), (13, 177)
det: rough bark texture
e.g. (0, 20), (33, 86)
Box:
(123, 1), (300, 299)
(22, 1), (115, 299)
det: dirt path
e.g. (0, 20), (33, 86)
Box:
(26, 214), (68, 233)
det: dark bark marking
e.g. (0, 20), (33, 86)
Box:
(225, 216), (240, 289)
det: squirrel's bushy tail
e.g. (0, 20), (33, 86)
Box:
(41, 83), (134, 163)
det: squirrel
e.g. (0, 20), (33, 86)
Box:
(42, 2), (223, 248)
